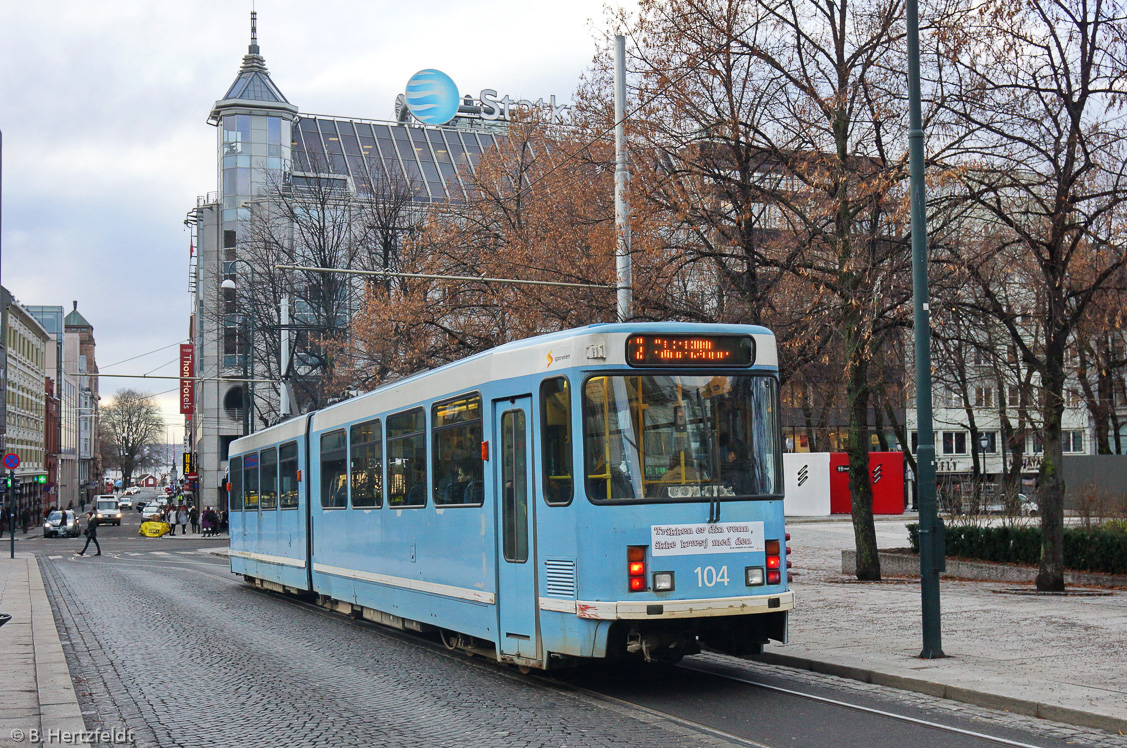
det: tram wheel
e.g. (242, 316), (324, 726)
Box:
(517, 665), (532, 675)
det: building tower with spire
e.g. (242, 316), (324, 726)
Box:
(187, 12), (298, 511)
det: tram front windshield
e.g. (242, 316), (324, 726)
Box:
(583, 375), (780, 501)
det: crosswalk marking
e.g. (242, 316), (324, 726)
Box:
(151, 551), (171, 556)
(127, 553), (141, 556)
(48, 555), (62, 559)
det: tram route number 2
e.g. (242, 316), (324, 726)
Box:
(694, 565), (729, 587)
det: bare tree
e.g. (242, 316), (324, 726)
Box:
(936, 0), (1127, 589)
(233, 151), (425, 421)
(100, 389), (164, 488)
(585, 0), (933, 579)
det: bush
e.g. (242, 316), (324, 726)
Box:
(906, 523), (1127, 575)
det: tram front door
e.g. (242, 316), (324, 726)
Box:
(493, 396), (539, 661)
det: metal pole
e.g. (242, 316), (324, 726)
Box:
(242, 314), (250, 437)
(248, 306), (255, 436)
(280, 295), (291, 418)
(8, 470), (15, 559)
(907, 0), (944, 659)
(614, 34), (633, 321)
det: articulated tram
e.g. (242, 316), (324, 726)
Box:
(228, 323), (791, 669)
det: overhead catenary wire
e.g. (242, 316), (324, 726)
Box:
(273, 265), (614, 289)
(100, 340), (189, 370)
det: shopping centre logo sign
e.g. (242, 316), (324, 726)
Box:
(403, 69), (571, 126)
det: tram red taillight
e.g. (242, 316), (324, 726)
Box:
(627, 546), (647, 592)
(766, 539), (782, 584)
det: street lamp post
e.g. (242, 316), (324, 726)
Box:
(221, 260), (255, 436)
(907, 0), (945, 659)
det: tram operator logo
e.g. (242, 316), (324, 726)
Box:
(404, 69), (460, 125)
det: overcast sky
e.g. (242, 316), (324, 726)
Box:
(0, 0), (628, 435)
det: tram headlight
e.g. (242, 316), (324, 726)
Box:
(653, 572), (674, 592)
(745, 567), (765, 586)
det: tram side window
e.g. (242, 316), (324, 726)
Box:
(387, 408), (427, 507)
(244, 453), (259, 511)
(540, 378), (573, 505)
(229, 456), (243, 511)
(260, 447), (278, 510)
(432, 393), (483, 506)
(350, 420), (382, 508)
(321, 430), (348, 509)
(279, 442), (299, 509)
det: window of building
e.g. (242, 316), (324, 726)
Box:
(350, 420), (382, 508)
(541, 378), (573, 506)
(1063, 430), (1085, 453)
(260, 447), (278, 510)
(1008, 386), (1021, 408)
(942, 431), (968, 455)
(1064, 389), (1082, 408)
(279, 442), (299, 509)
(388, 408), (427, 507)
(974, 386), (994, 408)
(432, 394), (483, 506)
(244, 453), (259, 510)
(320, 430), (347, 509)
(1031, 433), (1044, 453)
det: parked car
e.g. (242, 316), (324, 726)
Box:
(135, 499), (148, 512)
(43, 510), (81, 538)
(94, 495), (123, 526)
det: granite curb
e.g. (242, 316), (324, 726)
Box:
(754, 650), (1127, 735)
(842, 549), (1127, 588)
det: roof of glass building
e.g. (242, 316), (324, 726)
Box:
(291, 115), (506, 203)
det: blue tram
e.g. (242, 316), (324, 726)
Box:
(228, 323), (792, 668)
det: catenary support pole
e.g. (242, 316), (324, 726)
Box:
(280, 295), (291, 418)
(614, 34), (632, 321)
(906, 0), (945, 658)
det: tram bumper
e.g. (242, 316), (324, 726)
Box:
(572, 590), (793, 620)
(564, 591), (792, 661)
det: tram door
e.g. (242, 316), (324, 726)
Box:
(493, 396), (539, 660)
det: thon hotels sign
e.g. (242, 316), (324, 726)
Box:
(402, 69), (571, 126)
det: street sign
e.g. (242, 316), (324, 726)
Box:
(2, 453), (19, 470)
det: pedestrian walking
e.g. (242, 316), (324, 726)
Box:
(78, 512), (101, 556)
(177, 505), (189, 535)
(189, 505), (199, 534)
(219, 509), (228, 534)
(165, 505), (178, 536)
(201, 507), (215, 537)
(20, 508), (30, 534)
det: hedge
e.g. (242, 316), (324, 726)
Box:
(907, 523), (1127, 576)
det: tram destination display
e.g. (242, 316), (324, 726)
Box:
(626, 334), (754, 367)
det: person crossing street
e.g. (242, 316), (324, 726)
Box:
(78, 512), (101, 556)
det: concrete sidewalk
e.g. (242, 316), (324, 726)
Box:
(0, 553), (84, 745)
(765, 517), (1127, 734)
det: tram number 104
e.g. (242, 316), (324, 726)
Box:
(694, 566), (730, 587)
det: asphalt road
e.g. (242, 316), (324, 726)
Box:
(24, 496), (1124, 748)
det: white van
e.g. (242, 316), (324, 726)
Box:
(94, 495), (123, 526)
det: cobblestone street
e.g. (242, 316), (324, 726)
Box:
(39, 552), (733, 748)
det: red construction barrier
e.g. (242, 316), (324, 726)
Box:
(829, 452), (906, 515)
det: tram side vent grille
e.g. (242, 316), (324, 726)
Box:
(544, 558), (577, 598)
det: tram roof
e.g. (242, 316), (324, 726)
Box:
(236, 322), (777, 450)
